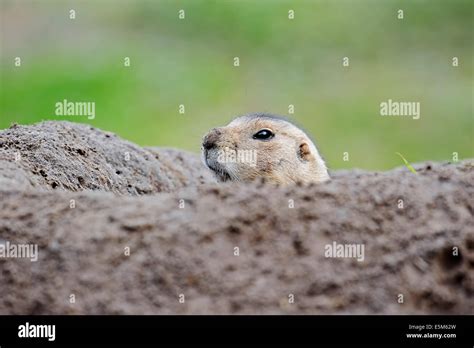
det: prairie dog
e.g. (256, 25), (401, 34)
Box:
(202, 113), (330, 185)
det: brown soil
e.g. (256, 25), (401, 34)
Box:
(0, 121), (472, 314)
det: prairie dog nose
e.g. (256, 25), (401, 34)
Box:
(202, 128), (222, 150)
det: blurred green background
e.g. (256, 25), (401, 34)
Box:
(0, 0), (472, 170)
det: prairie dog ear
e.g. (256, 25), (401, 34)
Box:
(298, 142), (313, 161)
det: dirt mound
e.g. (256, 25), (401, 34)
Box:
(0, 121), (214, 194)
(0, 121), (472, 314)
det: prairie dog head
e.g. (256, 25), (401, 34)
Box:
(201, 113), (330, 185)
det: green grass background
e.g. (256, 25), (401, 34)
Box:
(1, 0), (472, 170)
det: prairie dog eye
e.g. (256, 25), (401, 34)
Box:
(253, 129), (274, 140)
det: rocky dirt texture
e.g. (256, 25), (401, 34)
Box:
(0, 121), (472, 314)
(0, 121), (214, 194)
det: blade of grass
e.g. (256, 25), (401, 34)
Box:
(395, 152), (418, 174)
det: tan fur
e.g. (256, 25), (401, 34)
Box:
(201, 114), (330, 185)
